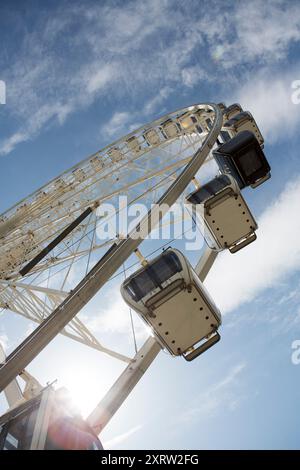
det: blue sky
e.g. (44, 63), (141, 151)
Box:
(1, 0), (300, 450)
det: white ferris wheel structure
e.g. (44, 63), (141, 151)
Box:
(0, 101), (268, 440)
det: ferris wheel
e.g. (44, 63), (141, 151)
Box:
(0, 102), (221, 362)
(0, 101), (271, 443)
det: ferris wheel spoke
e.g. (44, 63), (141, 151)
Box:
(59, 210), (94, 290)
(8, 161), (192, 284)
(1, 141), (208, 262)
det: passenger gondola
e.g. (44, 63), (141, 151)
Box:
(186, 174), (258, 253)
(222, 103), (243, 121)
(221, 111), (264, 146)
(121, 249), (222, 361)
(213, 130), (271, 189)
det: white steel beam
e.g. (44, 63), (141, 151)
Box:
(87, 337), (161, 434)
(194, 247), (218, 282)
(0, 344), (23, 409)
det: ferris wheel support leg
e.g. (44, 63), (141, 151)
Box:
(87, 336), (161, 435)
(194, 247), (218, 282)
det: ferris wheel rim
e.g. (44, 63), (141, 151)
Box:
(0, 102), (216, 221)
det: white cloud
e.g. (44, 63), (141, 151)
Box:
(103, 424), (143, 449)
(86, 64), (117, 95)
(101, 86), (173, 139)
(83, 290), (149, 343)
(231, 70), (300, 143)
(278, 288), (299, 305)
(143, 87), (173, 115)
(1, 0), (300, 155)
(181, 65), (206, 88)
(180, 362), (246, 422)
(206, 175), (300, 314)
(272, 304), (300, 336)
(0, 102), (73, 155)
(0, 132), (29, 156)
(205, 0), (300, 67)
(101, 112), (132, 139)
(231, 0), (300, 63)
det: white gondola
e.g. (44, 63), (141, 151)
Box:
(186, 174), (258, 253)
(121, 249), (221, 361)
(144, 128), (161, 146)
(107, 147), (123, 162)
(160, 118), (181, 139)
(194, 108), (214, 131)
(72, 168), (86, 183)
(90, 155), (104, 171)
(126, 135), (143, 154)
(221, 111), (264, 146)
(222, 103), (243, 121)
(178, 112), (200, 133)
(213, 130), (271, 189)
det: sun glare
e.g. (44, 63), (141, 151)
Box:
(62, 372), (109, 418)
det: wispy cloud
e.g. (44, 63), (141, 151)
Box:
(206, 175), (300, 314)
(207, 0), (300, 67)
(82, 289), (149, 343)
(101, 111), (134, 139)
(103, 424), (143, 449)
(101, 86), (173, 139)
(0, 103), (72, 155)
(230, 69), (300, 143)
(278, 287), (300, 306)
(179, 362), (247, 423)
(143, 87), (173, 115)
(1, 0), (300, 155)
